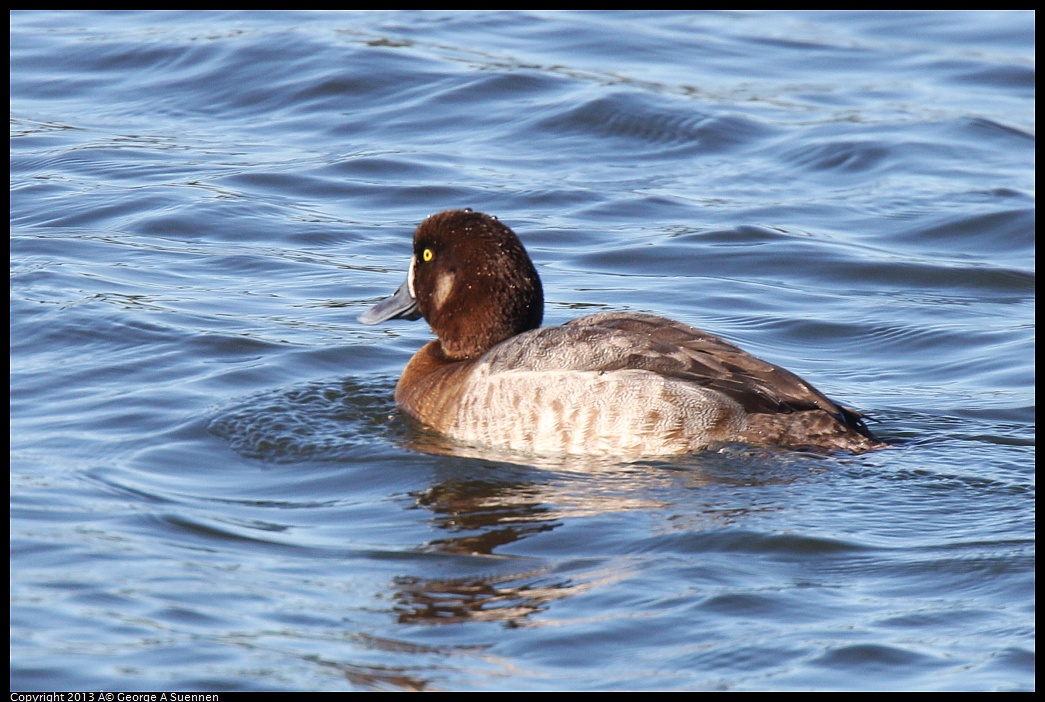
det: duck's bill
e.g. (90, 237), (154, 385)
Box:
(358, 279), (421, 324)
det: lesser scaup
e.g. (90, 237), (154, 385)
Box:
(360, 209), (883, 456)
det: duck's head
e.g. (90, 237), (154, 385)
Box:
(359, 209), (544, 360)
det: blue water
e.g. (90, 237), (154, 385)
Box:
(10, 10), (1034, 691)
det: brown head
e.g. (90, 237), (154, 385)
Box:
(359, 209), (544, 360)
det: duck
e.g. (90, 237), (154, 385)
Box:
(359, 209), (883, 456)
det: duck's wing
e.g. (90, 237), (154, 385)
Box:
(473, 312), (881, 452)
(563, 313), (840, 411)
(553, 312), (879, 445)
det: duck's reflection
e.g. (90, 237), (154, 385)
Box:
(386, 428), (802, 628)
(413, 477), (559, 555)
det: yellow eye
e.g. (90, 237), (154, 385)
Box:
(422, 248), (434, 262)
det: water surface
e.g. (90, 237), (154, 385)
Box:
(11, 10), (1034, 691)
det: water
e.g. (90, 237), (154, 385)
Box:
(10, 10), (1034, 691)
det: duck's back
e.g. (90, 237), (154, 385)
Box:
(398, 312), (881, 456)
